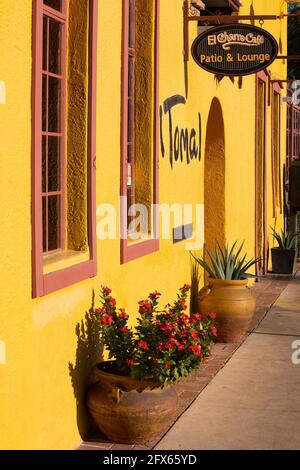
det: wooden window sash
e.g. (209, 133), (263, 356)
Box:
(42, 5), (67, 255)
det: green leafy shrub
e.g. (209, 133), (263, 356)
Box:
(95, 285), (216, 387)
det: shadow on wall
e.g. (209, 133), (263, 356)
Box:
(250, 1), (255, 25)
(190, 260), (201, 316)
(204, 97), (225, 285)
(204, 98), (225, 253)
(68, 291), (104, 440)
(250, 0), (283, 53)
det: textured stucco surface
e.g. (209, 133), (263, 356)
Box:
(67, 0), (89, 251)
(135, 0), (154, 232)
(0, 0), (287, 450)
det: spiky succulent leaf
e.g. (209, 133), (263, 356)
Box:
(190, 242), (260, 280)
(271, 225), (299, 250)
(190, 252), (215, 278)
(207, 248), (225, 279)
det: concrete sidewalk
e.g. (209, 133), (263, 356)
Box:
(156, 274), (300, 450)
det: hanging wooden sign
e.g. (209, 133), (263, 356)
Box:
(191, 24), (278, 76)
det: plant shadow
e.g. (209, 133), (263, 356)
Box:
(68, 290), (104, 440)
(190, 260), (201, 316)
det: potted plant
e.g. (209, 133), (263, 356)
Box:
(87, 285), (216, 444)
(270, 226), (298, 275)
(191, 242), (260, 343)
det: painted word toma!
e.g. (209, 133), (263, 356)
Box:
(160, 95), (202, 169)
(208, 32), (264, 50)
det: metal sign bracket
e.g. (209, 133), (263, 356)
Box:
(183, 0), (299, 63)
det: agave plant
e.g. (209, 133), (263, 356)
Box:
(271, 226), (299, 250)
(191, 242), (260, 280)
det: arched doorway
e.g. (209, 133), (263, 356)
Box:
(204, 98), (225, 258)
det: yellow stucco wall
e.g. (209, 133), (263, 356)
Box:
(0, 0), (287, 449)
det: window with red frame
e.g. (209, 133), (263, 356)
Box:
(32, 0), (98, 297)
(121, 0), (159, 263)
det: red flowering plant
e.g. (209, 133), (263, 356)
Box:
(95, 285), (217, 387)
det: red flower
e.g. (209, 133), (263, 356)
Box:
(180, 284), (191, 292)
(138, 300), (153, 314)
(101, 314), (114, 325)
(95, 308), (105, 315)
(149, 291), (161, 299)
(207, 311), (217, 319)
(192, 313), (202, 322)
(119, 308), (129, 319)
(189, 345), (202, 356)
(178, 329), (188, 339)
(191, 330), (199, 341)
(178, 299), (187, 311)
(126, 359), (134, 366)
(166, 338), (183, 350)
(159, 322), (173, 333)
(138, 340), (149, 351)
(179, 314), (189, 324)
(107, 297), (116, 307)
(101, 286), (112, 295)
(121, 326), (130, 334)
(211, 326), (218, 337)
(166, 361), (171, 369)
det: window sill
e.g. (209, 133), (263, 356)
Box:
(43, 250), (90, 275)
(121, 238), (159, 264)
(127, 233), (152, 246)
(33, 249), (96, 297)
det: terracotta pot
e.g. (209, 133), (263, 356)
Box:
(198, 278), (256, 343)
(87, 361), (178, 444)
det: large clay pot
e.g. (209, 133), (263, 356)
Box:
(198, 278), (256, 343)
(87, 361), (178, 444)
